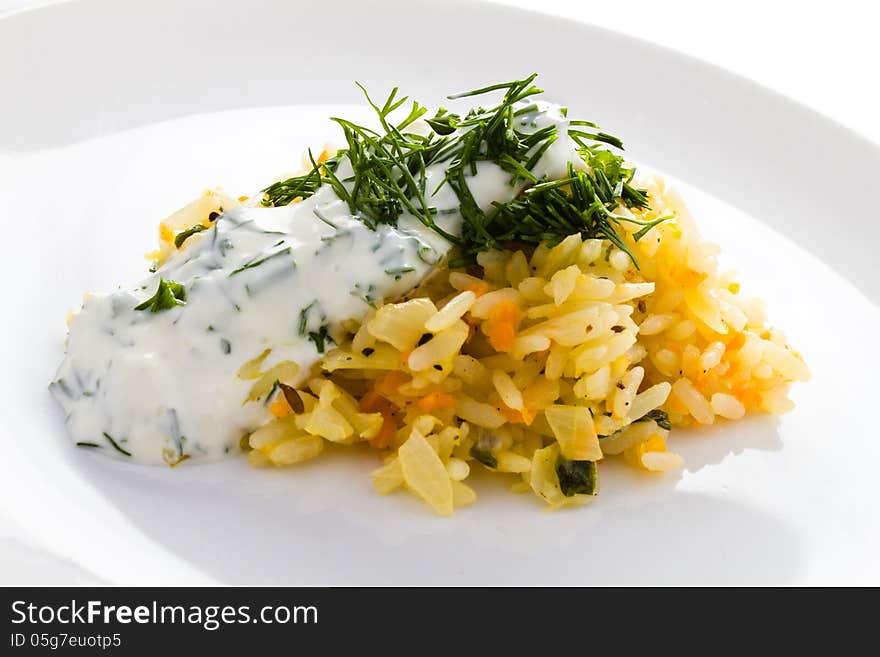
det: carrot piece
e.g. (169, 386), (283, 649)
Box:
(489, 300), (522, 326)
(369, 412), (397, 449)
(464, 281), (490, 297)
(499, 403), (536, 426)
(359, 390), (386, 413)
(485, 300), (522, 353)
(726, 332), (746, 351)
(418, 391), (455, 413)
(269, 399), (291, 417)
(375, 371), (410, 396)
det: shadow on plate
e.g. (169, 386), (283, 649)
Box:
(70, 414), (799, 585)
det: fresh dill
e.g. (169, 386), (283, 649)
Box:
(102, 431), (132, 457)
(229, 246), (293, 277)
(260, 75), (662, 265)
(308, 325), (333, 353)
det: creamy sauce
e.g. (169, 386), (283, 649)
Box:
(51, 101), (583, 463)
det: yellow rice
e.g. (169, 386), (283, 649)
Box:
(160, 173), (810, 515)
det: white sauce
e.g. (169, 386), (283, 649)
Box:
(51, 101), (583, 463)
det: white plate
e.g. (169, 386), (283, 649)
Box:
(1, 0), (878, 586)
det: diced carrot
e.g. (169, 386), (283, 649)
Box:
(733, 384), (761, 407)
(418, 391), (455, 413)
(486, 300), (522, 353)
(488, 322), (517, 352)
(499, 403), (536, 426)
(317, 149), (332, 165)
(624, 434), (666, 469)
(726, 333), (746, 351)
(464, 281), (490, 297)
(489, 300), (522, 326)
(359, 390), (386, 413)
(269, 399), (291, 417)
(375, 370), (410, 396)
(369, 412), (397, 449)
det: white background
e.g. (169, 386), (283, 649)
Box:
(2, 0), (878, 146)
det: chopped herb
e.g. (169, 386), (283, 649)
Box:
(279, 383), (305, 413)
(264, 380), (281, 406)
(308, 325), (333, 353)
(636, 408), (671, 431)
(134, 278), (186, 313)
(173, 224), (208, 248)
(298, 301), (317, 335)
(75, 441), (100, 448)
(556, 457), (598, 496)
(239, 434), (252, 452)
(220, 338), (231, 354)
(470, 445), (498, 469)
(103, 431), (132, 457)
(350, 283), (378, 308)
(229, 247), (293, 276)
(385, 266), (415, 280)
(261, 75), (661, 267)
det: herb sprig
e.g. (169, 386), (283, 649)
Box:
(134, 278), (186, 313)
(261, 75), (662, 266)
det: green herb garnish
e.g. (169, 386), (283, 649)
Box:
(556, 457), (598, 496)
(298, 301), (317, 335)
(229, 246), (293, 276)
(308, 325), (333, 353)
(173, 224), (208, 248)
(635, 408), (671, 431)
(470, 445), (498, 469)
(134, 278), (186, 313)
(261, 75), (662, 266)
(103, 432), (132, 457)
(385, 266), (415, 280)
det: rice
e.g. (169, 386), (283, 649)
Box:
(242, 174), (810, 514)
